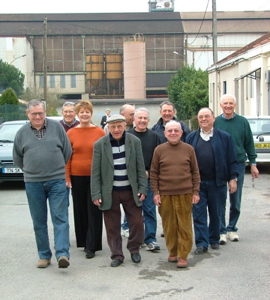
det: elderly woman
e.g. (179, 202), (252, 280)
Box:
(66, 100), (105, 259)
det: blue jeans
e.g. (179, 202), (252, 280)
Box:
(25, 179), (70, 260)
(121, 183), (157, 244)
(193, 180), (227, 247)
(142, 183), (157, 244)
(220, 163), (245, 233)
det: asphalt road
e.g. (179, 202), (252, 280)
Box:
(0, 167), (270, 300)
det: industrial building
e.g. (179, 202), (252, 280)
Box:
(0, 2), (270, 101)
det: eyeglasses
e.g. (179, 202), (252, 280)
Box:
(30, 112), (45, 117)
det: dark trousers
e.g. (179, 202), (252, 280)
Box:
(71, 176), (102, 252)
(193, 180), (227, 247)
(103, 189), (144, 261)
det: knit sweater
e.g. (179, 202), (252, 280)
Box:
(128, 128), (161, 170)
(150, 141), (200, 196)
(66, 126), (105, 180)
(214, 114), (257, 164)
(13, 119), (72, 182)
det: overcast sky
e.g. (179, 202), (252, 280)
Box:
(1, 0), (270, 14)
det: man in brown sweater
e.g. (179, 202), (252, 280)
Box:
(150, 120), (200, 268)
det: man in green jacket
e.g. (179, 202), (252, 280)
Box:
(215, 94), (259, 244)
(91, 114), (147, 267)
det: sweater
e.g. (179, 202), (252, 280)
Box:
(214, 114), (257, 164)
(13, 118), (72, 182)
(66, 126), (105, 180)
(128, 128), (161, 170)
(150, 141), (200, 196)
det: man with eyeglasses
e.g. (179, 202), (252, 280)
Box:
(60, 101), (79, 132)
(13, 99), (72, 269)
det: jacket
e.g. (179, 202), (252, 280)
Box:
(186, 128), (239, 186)
(91, 133), (148, 211)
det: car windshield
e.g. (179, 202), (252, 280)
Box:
(247, 118), (270, 135)
(0, 123), (25, 142)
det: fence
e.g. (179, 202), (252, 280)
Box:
(0, 104), (27, 124)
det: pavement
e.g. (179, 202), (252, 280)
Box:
(0, 170), (270, 300)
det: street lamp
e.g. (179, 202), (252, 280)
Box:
(9, 54), (26, 64)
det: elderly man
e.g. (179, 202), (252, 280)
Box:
(186, 108), (239, 254)
(129, 107), (161, 251)
(150, 120), (200, 268)
(215, 94), (259, 243)
(91, 114), (147, 267)
(120, 104), (135, 130)
(60, 101), (79, 132)
(152, 100), (190, 142)
(13, 99), (72, 269)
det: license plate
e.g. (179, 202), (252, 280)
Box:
(2, 167), (23, 174)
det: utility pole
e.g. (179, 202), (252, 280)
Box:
(43, 17), (48, 102)
(212, 0), (218, 64)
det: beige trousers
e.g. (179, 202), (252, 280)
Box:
(159, 194), (193, 259)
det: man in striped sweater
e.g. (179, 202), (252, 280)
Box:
(91, 114), (147, 267)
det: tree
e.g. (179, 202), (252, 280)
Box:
(0, 88), (19, 105)
(0, 59), (25, 96)
(167, 66), (208, 122)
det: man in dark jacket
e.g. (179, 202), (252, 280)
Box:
(152, 100), (190, 142)
(186, 107), (239, 254)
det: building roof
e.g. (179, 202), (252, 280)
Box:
(180, 11), (270, 34)
(0, 12), (183, 36)
(213, 32), (270, 66)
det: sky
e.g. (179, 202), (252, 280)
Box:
(0, 0), (270, 14)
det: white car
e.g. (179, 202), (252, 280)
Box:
(246, 116), (270, 163)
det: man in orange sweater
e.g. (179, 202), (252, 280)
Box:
(150, 120), (200, 268)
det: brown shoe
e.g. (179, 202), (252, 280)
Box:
(37, 258), (51, 268)
(177, 258), (188, 268)
(168, 256), (178, 263)
(58, 256), (70, 268)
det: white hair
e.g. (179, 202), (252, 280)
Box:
(220, 94), (236, 104)
(165, 120), (182, 131)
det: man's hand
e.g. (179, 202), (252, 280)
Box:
(228, 179), (237, 194)
(251, 165), (259, 178)
(93, 199), (102, 206)
(192, 194), (200, 204)
(66, 181), (72, 188)
(154, 194), (161, 207)
(138, 193), (146, 201)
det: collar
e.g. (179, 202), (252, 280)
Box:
(62, 119), (78, 127)
(221, 113), (235, 120)
(200, 127), (214, 141)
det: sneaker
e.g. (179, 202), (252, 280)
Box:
(177, 258), (188, 268)
(227, 231), (239, 242)
(220, 234), (227, 245)
(146, 242), (160, 251)
(37, 258), (51, 268)
(210, 243), (220, 250)
(121, 228), (129, 238)
(58, 256), (70, 268)
(194, 247), (208, 255)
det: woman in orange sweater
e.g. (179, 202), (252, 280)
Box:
(66, 100), (105, 259)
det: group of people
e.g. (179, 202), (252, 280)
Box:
(13, 94), (259, 270)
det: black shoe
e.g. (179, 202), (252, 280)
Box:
(131, 252), (141, 263)
(211, 243), (220, 250)
(194, 247), (208, 255)
(111, 259), (123, 267)
(85, 250), (95, 259)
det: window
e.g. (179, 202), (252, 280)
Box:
(60, 75), (66, 88)
(50, 75), (55, 88)
(71, 75), (76, 88)
(223, 81), (227, 94)
(39, 75), (44, 88)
